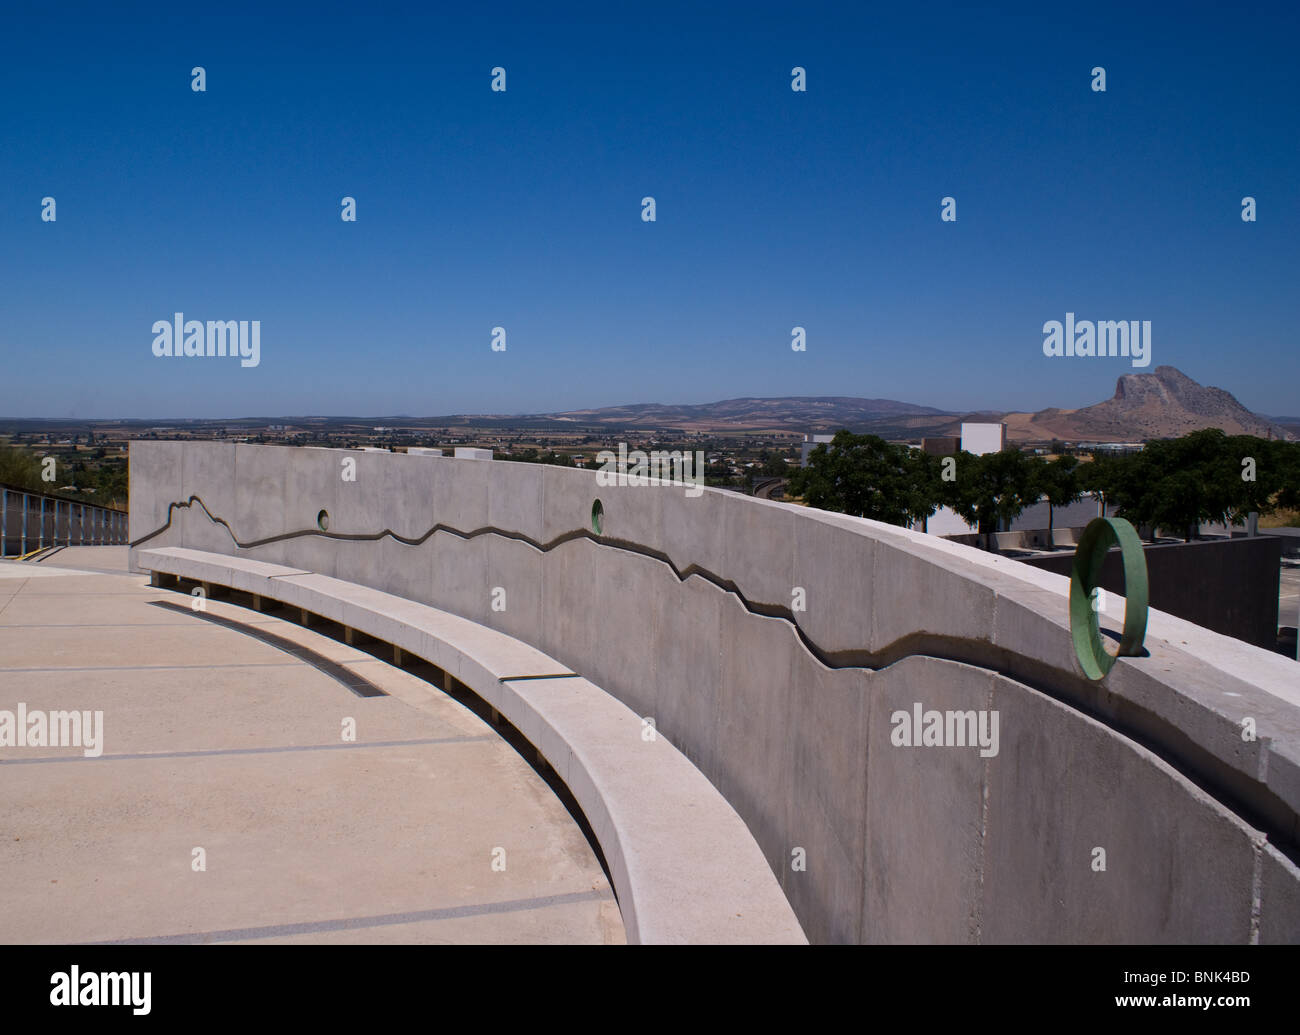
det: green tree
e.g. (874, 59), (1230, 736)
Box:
(787, 431), (917, 525)
(1034, 455), (1082, 542)
(901, 449), (944, 531)
(1082, 430), (1240, 541)
(1079, 453), (1136, 524)
(940, 448), (1039, 551)
(0, 444), (40, 490)
(1272, 440), (1300, 512)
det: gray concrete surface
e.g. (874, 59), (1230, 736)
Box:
(134, 546), (806, 944)
(33, 545), (132, 574)
(0, 557), (623, 945)
(124, 442), (1300, 943)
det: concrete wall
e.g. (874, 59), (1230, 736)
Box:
(1023, 536), (1283, 650)
(1262, 527), (1300, 560)
(128, 442), (1300, 943)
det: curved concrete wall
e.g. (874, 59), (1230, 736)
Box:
(129, 442), (1300, 943)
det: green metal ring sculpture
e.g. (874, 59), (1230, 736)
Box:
(1069, 516), (1149, 680)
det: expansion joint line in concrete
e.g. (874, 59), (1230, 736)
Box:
(131, 495), (1300, 864)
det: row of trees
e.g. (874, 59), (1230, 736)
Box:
(0, 444), (129, 508)
(787, 429), (1300, 548)
(508, 447), (576, 467)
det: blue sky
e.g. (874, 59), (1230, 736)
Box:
(1, 1), (1296, 419)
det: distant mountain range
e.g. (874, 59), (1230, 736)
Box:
(544, 396), (948, 429)
(3, 367), (1292, 444)
(541, 366), (1296, 442)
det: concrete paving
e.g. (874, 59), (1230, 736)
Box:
(31, 544), (133, 575)
(0, 552), (624, 945)
(132, 546), (807, 944)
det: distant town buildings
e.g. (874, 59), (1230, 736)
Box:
(921, 436), (960, 456)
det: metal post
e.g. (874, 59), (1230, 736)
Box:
(39, 496), (45, 550)
(1, 488), (7, 558)
(21, 492), (28, 554)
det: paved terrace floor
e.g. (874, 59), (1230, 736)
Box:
(0, 548), (624, 944)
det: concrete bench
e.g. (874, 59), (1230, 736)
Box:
(135, 546), (807, 945)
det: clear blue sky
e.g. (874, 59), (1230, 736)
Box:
(1, 1), (1296, 419)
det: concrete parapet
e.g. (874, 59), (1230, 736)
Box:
(127, 442), (1300, 943)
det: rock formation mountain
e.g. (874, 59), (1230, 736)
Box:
(1002, 366), (1294, 442)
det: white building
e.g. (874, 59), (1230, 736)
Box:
(800, 434), (834, 467)
(926, 423), (1007, 536)
(959, 422), (1006, 456)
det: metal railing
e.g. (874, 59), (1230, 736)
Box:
(0, 484), (128, 557)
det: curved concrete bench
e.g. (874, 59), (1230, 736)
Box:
(135, 545), (807, 945)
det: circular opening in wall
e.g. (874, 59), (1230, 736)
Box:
(591, 499), (603, 535)
(317, 509), (330, 532)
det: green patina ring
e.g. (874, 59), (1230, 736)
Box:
(1069, 516), (1149, 680)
